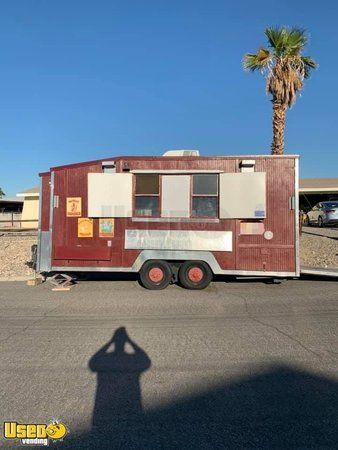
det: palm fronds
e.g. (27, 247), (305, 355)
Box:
(244, 26), (317, 104)
(243, 26), (317, 154)
(264, 27), (308, 56)
(301, 56), (318, 78)
(243, 48), (271, 71)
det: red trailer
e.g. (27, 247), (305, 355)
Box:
(36, 151), (300, 289)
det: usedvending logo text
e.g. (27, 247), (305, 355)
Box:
(4, 420), (68, 446)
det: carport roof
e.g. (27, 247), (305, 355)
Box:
(0, 198), (23, 204)
(299, 178), (338, 193)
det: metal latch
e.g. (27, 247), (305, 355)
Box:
(289, 196), (295, 210)
(53, 195), (59, 208)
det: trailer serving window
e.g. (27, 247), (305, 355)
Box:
(134, 174), (160, 217)
(134, 173), (218, 219)
(192, 174), (218, 218)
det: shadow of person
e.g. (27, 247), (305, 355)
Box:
(88, 327), (151, 436)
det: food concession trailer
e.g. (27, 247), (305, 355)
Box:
(36, 151), (300, 289)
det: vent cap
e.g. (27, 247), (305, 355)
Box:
(163, 149), (200, 157)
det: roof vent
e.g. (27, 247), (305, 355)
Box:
(163, 149), (200, 157)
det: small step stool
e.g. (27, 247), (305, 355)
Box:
(47, 273), (76, 291)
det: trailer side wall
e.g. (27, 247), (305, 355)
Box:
(38, 155), (298, 275)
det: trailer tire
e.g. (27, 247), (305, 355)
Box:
(139, 260), (172, 290)
(179, 261), (212, 290)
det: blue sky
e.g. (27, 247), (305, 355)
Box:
(0, 0), (337, 196)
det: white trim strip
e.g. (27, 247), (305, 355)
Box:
(299, 188), (338, 193)
(16, 192), (40, 198)
(294, 158), (300, 277)
(132, 217), (219, 223)
(131, 169), (223, 174)
(50, 265), (297, 277)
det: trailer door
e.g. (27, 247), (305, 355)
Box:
(51, 167), (114, 264)
(227, 158), (297, 274)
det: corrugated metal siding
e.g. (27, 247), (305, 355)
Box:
(121, 158), (237, 270)
(236, 157), (295, 272)
(52, 162), (121, 267)
(45, 155), (296, 273)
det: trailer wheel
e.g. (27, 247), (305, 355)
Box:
(139, 260), (172, 290)
(179, 261), (212, 290)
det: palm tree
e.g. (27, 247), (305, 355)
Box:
(244, 27), (317, 154)
(0, 187), (5, 198)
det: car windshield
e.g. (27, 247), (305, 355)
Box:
(323, 202), (338, 208)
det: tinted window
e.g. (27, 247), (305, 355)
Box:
(324, 202), (338, 208)
(135, 175), (159, 195)
(192, 197), (217, 217)
(193, 174), (218, 195)
(135, 196), (159, 217)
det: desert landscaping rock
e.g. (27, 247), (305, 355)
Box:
(0, 227), (337, 279)
(0, 233), (36, 279)
(300, 226), (338, 269)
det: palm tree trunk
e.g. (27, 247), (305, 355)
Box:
(271, 100), (286, 155)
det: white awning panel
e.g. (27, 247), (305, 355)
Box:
(88, 173), (133, 217)
(219, 172), (266, 219)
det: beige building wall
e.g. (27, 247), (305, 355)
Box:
(21, 196), (39, 228)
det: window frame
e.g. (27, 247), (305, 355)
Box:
(133, 174), (161, 218)
(133, 173), (219, 219)
(191, 174), (219, 219)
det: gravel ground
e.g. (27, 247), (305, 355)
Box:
(300, 226), (338, 269)
(0, 233), (36, 279)
(0, 227), (336, 279)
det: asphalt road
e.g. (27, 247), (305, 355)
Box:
(0, 276), (337, 449)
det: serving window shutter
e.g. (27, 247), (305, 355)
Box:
(219, 172), (266, 219)
(88, 173), (133, 217)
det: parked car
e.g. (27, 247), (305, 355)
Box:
(305, 202), (338, 227)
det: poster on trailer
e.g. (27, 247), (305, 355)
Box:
(99, 218), (115, 238)
(78, 218), (93, 238)
(66, 197), (82, 217)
